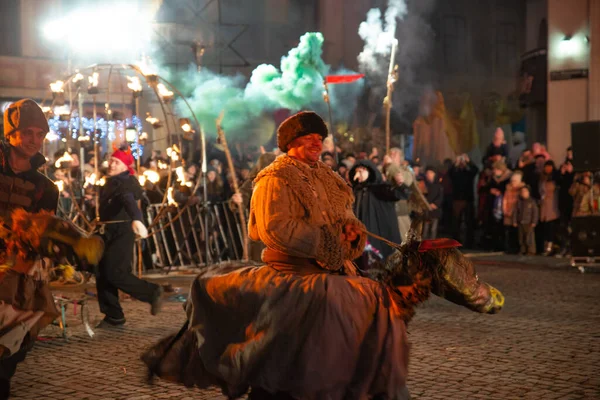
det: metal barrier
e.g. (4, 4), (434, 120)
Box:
(143, 201), (246, 273)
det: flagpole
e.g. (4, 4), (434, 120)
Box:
(322, 79), (338, 165)
(384, 39), (398, 156)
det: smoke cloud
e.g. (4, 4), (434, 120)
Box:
(357, 0), (437, 130)
(358, 0), (408, 76)
(166, 32), (364, 139)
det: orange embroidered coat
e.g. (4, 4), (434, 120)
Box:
(249, 155), (366, 270)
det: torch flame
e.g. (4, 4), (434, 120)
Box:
(167, 187), (178, 206)
(83, 173), (106, 188)
(175, 166), (192, 188)
(143, 169), (160, 183)
(54, 180), (65, 192)
(138, 175), (146, 186)
(138, 56), (156, 77)
(50, 80), (65, 93)
(166, 146), (179, 162)
(127, 76), (142, 92)
(55, 152), (74, 168)
(157, 160), (168, 170)
(88, 72), (99, 87)
(157, 83), (173, 100)
(72, 73), (84, 84)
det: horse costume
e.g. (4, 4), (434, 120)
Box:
(142, 154), (504, 400)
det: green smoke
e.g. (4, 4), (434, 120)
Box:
(164, 32), (364, 142)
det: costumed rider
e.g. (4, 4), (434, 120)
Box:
(0, 99), (59, 397)
(142, 111), (413, 399)
(95, 147), (163, 328)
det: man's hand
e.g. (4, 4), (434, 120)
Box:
(383, 155), (392, 165)
(341, 223), (361, 243)
(490, 188), (501, 196)
(531, 223), (536, 228)
(430, 203), (438, 210)
(132, 220), (148, 239)
(231, 193), (243, 205)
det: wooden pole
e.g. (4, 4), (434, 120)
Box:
(216, 112), (249, 261)
(385, 40), (398, 155)
(322, 80), (338, 165)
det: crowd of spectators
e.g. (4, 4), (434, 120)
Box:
(47, 129), (600, 263)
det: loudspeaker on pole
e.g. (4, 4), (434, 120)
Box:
(571, 121), (600, 172)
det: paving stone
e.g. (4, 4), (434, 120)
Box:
(9, 260), (600, 399)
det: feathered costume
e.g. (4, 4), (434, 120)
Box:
(0, 210), (104, 394)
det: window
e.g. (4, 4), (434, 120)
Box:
(443, 16), (467, 73)
(0, 0), (21, 56)
(496, 22), (517, 75)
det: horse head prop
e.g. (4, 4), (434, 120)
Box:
(368, 216), (504, 321)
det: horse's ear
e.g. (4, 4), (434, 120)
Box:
(405, 215), (423, 244)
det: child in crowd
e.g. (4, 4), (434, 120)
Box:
(513, 185), (539, 255)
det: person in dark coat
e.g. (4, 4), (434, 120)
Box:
(0, 99), (60, 397)
(349, 159), (408, 262)
(423, 166), (444, 239)
(557, 147), (574, 256)
(448, 154), (479, 247)
(483, 160), (512, 251)
(482, 127), (509, 164)
(95, 148), (162, 327)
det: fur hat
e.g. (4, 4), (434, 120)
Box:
(4, 99), (49, 137)
(277, 111), (328, 152)
(111, 149), (135, 175)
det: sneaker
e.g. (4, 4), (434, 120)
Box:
(151, 286), (164, 316)
(96, 316), (126, 328)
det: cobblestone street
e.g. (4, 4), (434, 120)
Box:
(10, 257), (600, 399)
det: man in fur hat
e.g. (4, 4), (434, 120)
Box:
(249, 111), (366, 273)
(0, 99), (59, 397)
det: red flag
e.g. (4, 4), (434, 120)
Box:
(325, 74), (365, 84)
(417, 238), (462, 252)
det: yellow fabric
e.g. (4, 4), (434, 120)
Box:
(413, 92), (481, 159)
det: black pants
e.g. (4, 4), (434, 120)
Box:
(519, 224), (536, 255)
(505, 225), (519, 254)
(539, 219), (558, 244)
(0, 343), (28, 399)
(96, 224), (159, 321)
(452, 200), (475, 247)
(486, 219), (505, 251)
